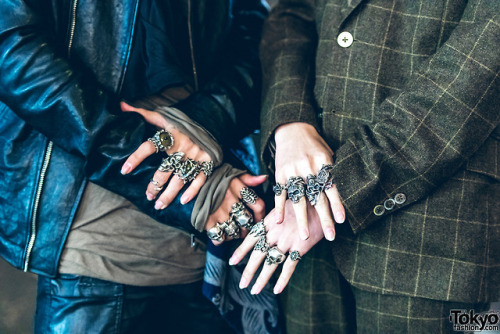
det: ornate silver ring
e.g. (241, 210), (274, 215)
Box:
(200, 161), (214, 178)
(240, 187), (258, 205)
(207, 223), (225, 242)
(147, 129), (174, 153)
(158, 152), (184, 173)
(254, 236), (270, 253)
(286, 176), (306, 204)
(265, 246), (286, 265)
(273, 183), (286, 196)
(317, 164), (334, 190)
(289, 250), (302, 261)
(175, 158), (200, 184)
(230, 202), (254, 229)
(249, 220), (266, 237)
(223, 219), (241, 239)
(305, 174), (322, 206)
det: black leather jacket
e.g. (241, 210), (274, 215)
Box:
(0, 0), (267, 277)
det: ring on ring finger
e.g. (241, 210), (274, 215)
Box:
(286, 176), (306, 204)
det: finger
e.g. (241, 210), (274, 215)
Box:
(155, 175), (185, 210)
(325, 185), (346, 224)
(274, 188), (287, 224)
(273, 256), (300, 294)
(313, 193), (336, 241)
(292, 197), (309, 240)
(250, 259), (280, 295)
(180, 172), (207, 205)
(247, 198), (266, 221)
(209, 192), (241, 246)
(239, 248), (267, 289)
(229, 220), (267, 265)
(146, 170), (173, 201)
(239, 174), (268, 187)
(121, 141), (156, 175)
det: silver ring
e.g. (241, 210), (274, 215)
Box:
(249, 220), (266, 237)
(305, 174), (322, 206)
(273, 183), (286, 196)
(148, 129), (174, 153)
(254, 236), (270, 253)
(150, 178), (161, 186)
(265, 246), (286, 265)
(289, 250), (302, 261)
(240, 187), (258, 205)
(175, 158), (200, 184)
(223, 219), (241, 239)
(286, 176), (306, 204)
(153, 186), (163, 191)
(158, 152), (184, 172)
(200, 161), (214, 178)
(230, 202), (254, 229)
(317, 164), (334, 190)
(207, 223), (225, 242)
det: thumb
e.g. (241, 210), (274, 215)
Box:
(239, 174), (268, 187)
(120, 101), (140, 112)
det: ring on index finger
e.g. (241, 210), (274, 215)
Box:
(249, 219), (266, 237)
(231, 202), (254, 229)
(273, 183), (286, 196)
(148, 129), (174, 153)
(240, 187), (258, 205)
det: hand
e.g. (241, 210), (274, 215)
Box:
(206, 174), (267, 245)
(273, 122), (345, 241)
(120, 102), (211, 209)
(229, 200), (324, 294)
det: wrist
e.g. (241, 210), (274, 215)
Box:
(274, 122), (318, 145)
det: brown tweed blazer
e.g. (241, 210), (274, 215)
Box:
(260, 0), (499, 303)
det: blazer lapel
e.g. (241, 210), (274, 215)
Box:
(338, 0), (366, 29)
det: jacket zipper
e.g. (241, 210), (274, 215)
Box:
(24, 0), (78, 272)
(187, 0), (199, 91)
(23, 142), (54, 271)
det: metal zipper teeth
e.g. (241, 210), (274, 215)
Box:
(24, 0), (78, 271)
(67, 0), (78, 58)
(187, 0), (199, 91)
(24, 141), (54, 271)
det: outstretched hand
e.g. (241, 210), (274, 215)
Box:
(120, 102), (212, 209)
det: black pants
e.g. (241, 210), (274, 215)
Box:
(35, 274), (234, 334)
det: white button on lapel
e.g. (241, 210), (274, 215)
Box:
(337, 31), (353, 48)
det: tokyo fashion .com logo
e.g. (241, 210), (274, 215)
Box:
(449, 310), (499, 332)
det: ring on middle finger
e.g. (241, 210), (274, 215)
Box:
(240, 187), (258, 205)
(158, 152), (185, 172)
(265, 246), (286, 265)
(175, 158), (201, 184)
(230, 202), (254, 228)
(286, 176), (306, 204)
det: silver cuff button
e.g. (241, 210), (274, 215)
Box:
(394, 193), (406, 205)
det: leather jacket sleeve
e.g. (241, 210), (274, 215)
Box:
(173, 0), (269, 146)
(0, 1), (197, 234)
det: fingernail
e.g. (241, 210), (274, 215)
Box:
(300, 227), (309, 240)
(154, 201), (165, 210)
(273, 282), (283, 294)
(251, 284), (261, 295)
(180, 194), (191, 205)
(239, 277), (249, 289)
(146, 192), (154, 201)
(121, 162), (132, 175)
(325, 228), (336, 241)
(229, 256), (238, 266)
(334, 211), (345, 224)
